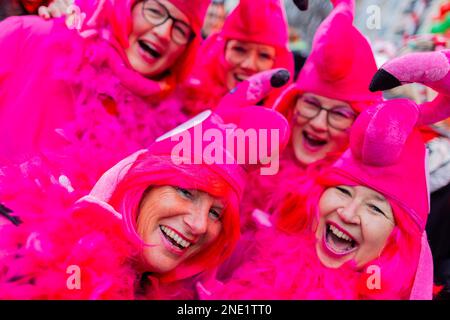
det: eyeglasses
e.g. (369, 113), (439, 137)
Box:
(293, 96), (357, 131)
(224, 41), (276, 71)
(142, 0), (195, 45)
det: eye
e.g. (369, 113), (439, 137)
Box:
(335, 186), (352, 197)
(146, 7), (165, 18)
(303, 97), (320, 108)
(231, 45), (247, 54)
(330, 108), (355, 120)
(209, 208), (222, 221)
(367, 203), (387, 217)
(175, 187), (193, 199)
(173, 22), (190, 38)
(259, 52), (274, 61)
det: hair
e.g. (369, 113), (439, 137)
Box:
(107, 155), (241, 283)
(274, 175), (422, 299)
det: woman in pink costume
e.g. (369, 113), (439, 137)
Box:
(240, 0), (382, 229)
(177, 0), (294, 116)
(203, 49), (450, 300)
(0, 71), (291, 299)
(0, 0), (209, 189)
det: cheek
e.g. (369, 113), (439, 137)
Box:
(137, 213), (158, 242)
(329, 131), (350, 149)
(129, 9), (149, 43)
(318, 193), (335, 219)
(262, 60), (275, 72)
(291, 125), (304, 148)
(225, 68), (237, 90)
(165, 42), (187, 64)
(138, 197), (182, 238)
(204, 222), (222, 245)
(360, 220), (394, 255)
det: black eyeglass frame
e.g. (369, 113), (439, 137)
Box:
(293, 96), (357, 131)
(141, 0), (196, 45)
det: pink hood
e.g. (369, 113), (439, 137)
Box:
(221, 0), (289, 48)
(319, 99), (432, 299)
(77, 0), (210, 85)
(275, 0), (382, 115)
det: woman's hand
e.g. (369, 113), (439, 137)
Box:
(38, 0), (75, 19)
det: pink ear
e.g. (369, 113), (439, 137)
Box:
(331, 0), (355, 15)
(350, 99), (419, 166)
(314, 1), (355, 81)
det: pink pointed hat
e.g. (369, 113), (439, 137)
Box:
(316, 48), (450, 299)
(76, 69), (291, 282)
(222, 0), (289, 49)
(275, 0), (382, 115)
(319, 99), (432, 299)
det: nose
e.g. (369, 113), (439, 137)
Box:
(152, 19), (173, 43)
(183, 206), (209, 235)
(337, 202), (361, 225)
(308, 108), (328, 132)
(240, 51), (259, 71)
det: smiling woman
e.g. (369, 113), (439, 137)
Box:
(178, 0), (294, 116)
(203, 49), (450, 299)
(206, 100), (433, 300)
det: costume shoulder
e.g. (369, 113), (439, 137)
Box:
(0, 160), (136, 299)
(0, 16), (81, 73)
(0, 15), (58, 40)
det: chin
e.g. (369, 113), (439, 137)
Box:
(293, 147), (319, 166)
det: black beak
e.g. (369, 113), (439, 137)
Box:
(293, 0), (309, 11)
(270, 69), (291, 88)
(369, 69), (402, 92)
(0, 203), (22, 227)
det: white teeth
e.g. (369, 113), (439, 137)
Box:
(235, 74), (248, 82)
(329, 225), (352, 242)
(160, 226), (191, 249)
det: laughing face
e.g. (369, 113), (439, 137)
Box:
(291, 93), (355, 166)
(315, 185), (395, 268)
(136, 186), (224, 274)
(224, 40), (276, 91)
(126, 0), (190, 78)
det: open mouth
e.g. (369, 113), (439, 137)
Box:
(138, 40), (162, 59)
(302, 131), (328, 148)
(159, 225), (192, 250)
(233, 73), (250, 83)
(324, 223), (358, 255)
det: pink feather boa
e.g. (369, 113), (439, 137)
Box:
(0, 160), (196, 299)
(204, 228), (363, 300)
